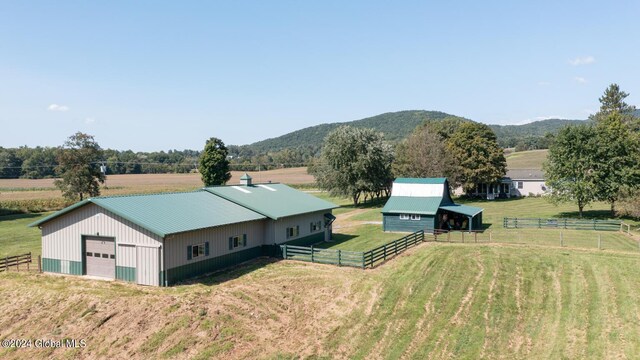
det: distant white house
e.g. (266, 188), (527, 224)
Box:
(453, 169), (548, 199)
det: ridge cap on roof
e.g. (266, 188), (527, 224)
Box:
(89, 189), (206, 200)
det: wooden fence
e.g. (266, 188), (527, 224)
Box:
(503, 217), (622, 231)
(362, 230), (427, 268)
(0, 252), (36, 272)
(281, 245), (365, 268)
(280, 230), (427, 269)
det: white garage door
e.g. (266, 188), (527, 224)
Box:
(85, 236), (115, 278)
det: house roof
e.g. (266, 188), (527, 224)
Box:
(204, 183), (338, 220)
(381, 196), (442, 215)
(29, 191), (266, 237)
(506, 169), (545, 180)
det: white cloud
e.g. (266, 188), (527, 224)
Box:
(84, 117), (95, 124)
(574, 76), (588, 84)
(48, 104), (69, 112)
(569, 56), (595, 66)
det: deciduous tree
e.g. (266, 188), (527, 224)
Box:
(393, 126), (456, 183)
(543, 125), (598, 217)
(311, 126), (393, 205)
(446, 122), (506, 193)
(54, 132), (105, 201)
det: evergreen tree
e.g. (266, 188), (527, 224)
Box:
(199, 137), (231, 186)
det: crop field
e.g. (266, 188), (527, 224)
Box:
(0, 167), (314, 202)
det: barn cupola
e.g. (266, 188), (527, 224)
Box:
(240, 173), (252, 186)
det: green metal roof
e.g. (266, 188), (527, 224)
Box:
(439, 204), (484, 217)
(204, 183), (338, 220)
(240, 173), (252, 180)
(393, 178), (447, 184)
(381, 196), (443, 215)
(29, 191), (266, 237)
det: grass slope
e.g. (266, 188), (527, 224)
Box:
(506, 149), (548, 170)
(0, 213), (45, 258)
(2, 245), (640, 359)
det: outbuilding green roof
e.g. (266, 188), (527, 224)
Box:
(393, 177), (447, 184)
(29, 191), (266, 237)
(381, 196), (442, 215)
(204, 183), (338, 220)
(439, 204), (484, 217)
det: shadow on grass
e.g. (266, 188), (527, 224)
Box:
(184, 257), (281, 287)
(314, 234), (358, 249)
(339, 197), (387, 211)
(556, 210), (614, 219)
(455, 197), (525, 204)
(0, 212), (44, 221)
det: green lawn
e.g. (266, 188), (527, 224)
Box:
(316, 224), (403, 251)
(0, 213), (47, 258)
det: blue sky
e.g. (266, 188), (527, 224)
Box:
(1, 1), (638, 151)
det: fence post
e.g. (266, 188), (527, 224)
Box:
(283, 245), (288, 259)
(38, 255), (42, 273)
(383, 245), (387, 261)
(4, 257), (7, 272)
(362, 253), (365, 269)
(560, 232), (564, 247)
(598, 234), (601, 250)
(338, 249), (341, 266)
(311, 245), (314, 263)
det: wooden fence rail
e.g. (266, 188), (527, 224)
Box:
(503, 217), (622, 231)
(280, 230), (427, 269)
(0, 252), (33, 272)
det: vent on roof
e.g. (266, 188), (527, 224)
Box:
(240, 173), (252, 186)
(231, 186), (252, 194)
(257, 184), (277, 192)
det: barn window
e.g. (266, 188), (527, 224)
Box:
(86, 252), (93, 257)
(286, 226), (300, 238)
(233, 236), (239, 248)
(192, 243), (205, 258)
(399, 214), (410, 220)
(517, 181), (523, 189)
(310, 221), (322, 232)
(410, 214), (421, 221)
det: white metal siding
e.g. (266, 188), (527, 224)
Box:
(117, 244), (136, 268)
(41, 203), (162, 262)
(165, 219), (265, 269)
(136, 246), (159, 286)
(392, 183), (444, 197)
(273, 211), (326, 244)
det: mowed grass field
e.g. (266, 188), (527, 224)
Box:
(505, 149), (548, 169)
(3, 186), (640, 358)
(2, 244), (640, 359)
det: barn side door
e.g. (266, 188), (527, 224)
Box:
(136, 246), (160, 286)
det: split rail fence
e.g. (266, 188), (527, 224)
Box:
(0, 252), (38, 272)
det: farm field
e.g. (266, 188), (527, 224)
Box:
(505, 149), (548, 169)
(0, 167), (314, 202)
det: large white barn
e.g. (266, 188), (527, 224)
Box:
(30, 175), (337, 286)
